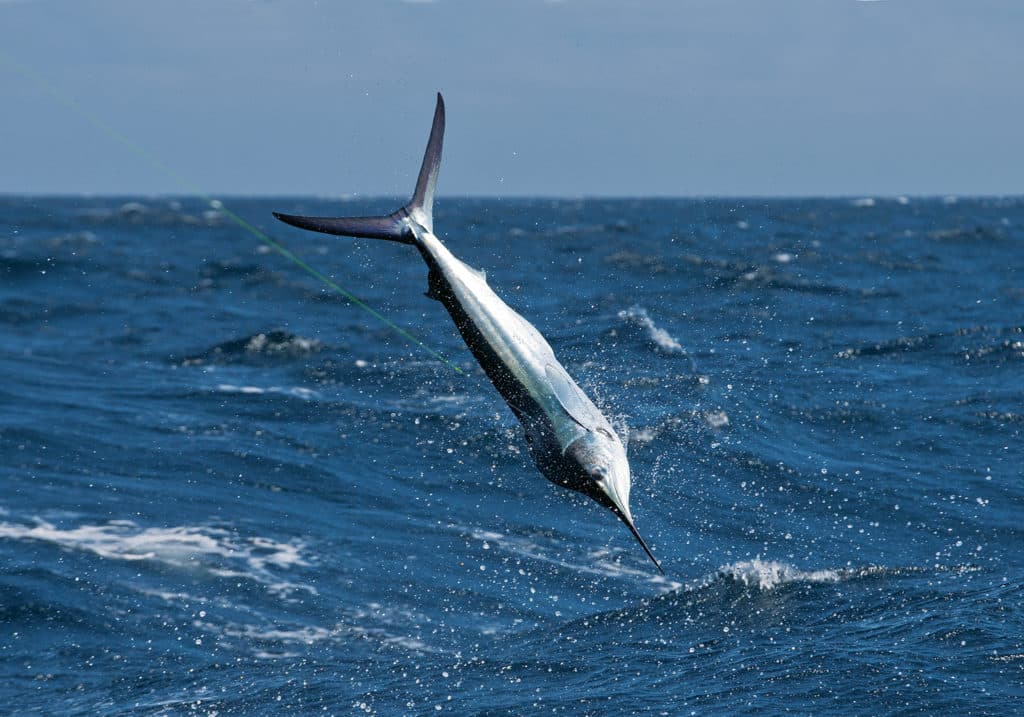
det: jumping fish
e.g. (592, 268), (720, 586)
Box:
(274, 94), (661, 572)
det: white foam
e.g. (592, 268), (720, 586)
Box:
(0, 517), (313, 597)
(244, 332), (321, 355)
(194, 616), (436, 656)
(468, 527), (681, 592)
(991, 653), (1024, 663)
(586, 547), (683, 592)
(203, 620), (333, 645)
(698, 561), (975, 593)
(851, 197), (876, 207)
(628, 427), (658, 445)
(709, 559), (841, 591)
(215, 384), (318, 400)
(703, 410), (730, 429)
(618, 306), (685, 355)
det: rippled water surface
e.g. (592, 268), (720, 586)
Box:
(2, 196), (1022, 715)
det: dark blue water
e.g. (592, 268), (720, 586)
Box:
(2, 196), (1022, 715)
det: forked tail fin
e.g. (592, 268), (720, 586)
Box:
(409, 92), (445, 233)
(273, 93), (446, 244)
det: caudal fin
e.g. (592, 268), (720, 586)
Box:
(409, 92), (445, 234)
(272, 210), (413, 242)
(272, 93), (446, 244)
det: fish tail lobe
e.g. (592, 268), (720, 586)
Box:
(273, 93), (446, 245)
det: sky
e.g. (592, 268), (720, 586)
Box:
(0, 0), (1022, 197)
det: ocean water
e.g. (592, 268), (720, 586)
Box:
(1, 195), (1022, 715)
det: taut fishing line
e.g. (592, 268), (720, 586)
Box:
(0, 50), (464, 375)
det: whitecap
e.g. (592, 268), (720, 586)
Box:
(703, 410), (730, 429)
(617, 306), (686, 355)
(689, 560), (980, 593)
(628, 427), (659, 445)
(991, 653), (1024, 663)
(0, 517), (314, 597)
(192, 614), (438, 656)
(118, 201), (148, 217)
(710, 559), (841, 590)
(215, 384), (319, 400)
(243, 331), (321, 355)
(466, 526), (680, 592)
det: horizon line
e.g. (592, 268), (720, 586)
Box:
(2, 192), (1022, 202)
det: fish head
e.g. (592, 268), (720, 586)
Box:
(564, 428), (662, 573)
(565, 427), (632, 516)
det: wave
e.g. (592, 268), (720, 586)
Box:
(835, 324), (1024, 360)
(926, 225), (1007, 243)
(701, 559), (848, 591)
(180, 329), (323, 365)
(0, 516), (313, 598)
(190, 613), (437, 658)
(0, 514), (441, 658)
(727, 265), (888, 296)
(615, 306), (692, 361)
(213, 383), (319, 400)
(975, 411), (1024, 423)
(466, 526), (683, 593)
(79, 200), (229, 227)
(962, 338), (1024, 362)
(629, 408), (729, 448)
(684, 559), (980, 594)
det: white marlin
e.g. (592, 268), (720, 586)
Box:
(274, 94), (661, 572)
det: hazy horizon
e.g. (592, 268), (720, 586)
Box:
(3, 192), (1020, 201)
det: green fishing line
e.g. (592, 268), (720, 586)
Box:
(0, 49), (464, 375)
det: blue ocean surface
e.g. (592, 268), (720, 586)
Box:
(1, 195), (1022, 715)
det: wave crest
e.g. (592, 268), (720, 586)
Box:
(709, 559), (843, 591)
(0, 517), (313, 598)
(616, 306), (688, 356)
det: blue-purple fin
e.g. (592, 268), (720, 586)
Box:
(410, 92), (445, 234)
(273, 93), (446, 243)
(272, 210), (413, 243)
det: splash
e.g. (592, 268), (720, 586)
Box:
(467, 526), (681, 591)
(688, 560), (979, 593)
(617, 306), (687, 355)
(181, 329), (322, 365)
(710, 559), (843, 590)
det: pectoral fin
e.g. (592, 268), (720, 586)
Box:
(544, 363), (594, 429)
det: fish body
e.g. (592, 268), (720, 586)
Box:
(274, 94), (661, 572)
